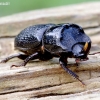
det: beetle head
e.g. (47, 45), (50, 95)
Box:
(72, 42), (91, 61)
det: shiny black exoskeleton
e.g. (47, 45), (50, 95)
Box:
(1, 23), (91, 84)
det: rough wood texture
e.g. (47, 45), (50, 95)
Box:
(0, 2), (100, 100)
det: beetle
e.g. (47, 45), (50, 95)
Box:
(0, 23), (91, 85)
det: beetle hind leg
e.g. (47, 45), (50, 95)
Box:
(11, 52), (39, 68)
(59, 57), (85, 85)
(0, 53), (29, 63)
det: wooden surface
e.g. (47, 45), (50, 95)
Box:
(0, 2), (100, 100)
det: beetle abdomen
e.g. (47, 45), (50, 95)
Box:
(15, 24), (55, 54)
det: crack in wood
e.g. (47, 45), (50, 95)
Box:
(0, 36), (15, 39)
(33, 93), (72, 98)
(0, 83), (64, 95)
(84, 25), (100, 30)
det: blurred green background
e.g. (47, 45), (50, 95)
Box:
(0, 0), (98, 17)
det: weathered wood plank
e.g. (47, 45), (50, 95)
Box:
(0, 57), (100, 99)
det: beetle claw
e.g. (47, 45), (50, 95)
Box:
(11, 65), (20, 68)
(76, 77), (85, 85)
(10, 63), (25, 69)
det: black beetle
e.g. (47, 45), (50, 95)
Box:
(0, 23), (91, 84)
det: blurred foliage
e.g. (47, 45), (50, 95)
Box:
(0, 0), (99, 17)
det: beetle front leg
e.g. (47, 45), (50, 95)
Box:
(59, 57), (85, 85)
(75, 58), (80, 66)
(11, 52), (39, 68)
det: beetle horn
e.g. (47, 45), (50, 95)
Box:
(83, 42), (88, 51)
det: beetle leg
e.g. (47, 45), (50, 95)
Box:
(11, 52), (39, 68)
(75, 58), (80, 66)
(0, 53), (28, 63)
(59, 57), (85, 85)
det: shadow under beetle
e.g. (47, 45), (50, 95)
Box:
(1, 23), (92, 85)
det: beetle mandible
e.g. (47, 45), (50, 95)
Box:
(0, 23), (91, 85)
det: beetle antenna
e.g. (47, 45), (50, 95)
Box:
(89, 52), (100, 55)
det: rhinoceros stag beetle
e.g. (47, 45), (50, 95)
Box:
(1, 23), (94, 85)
